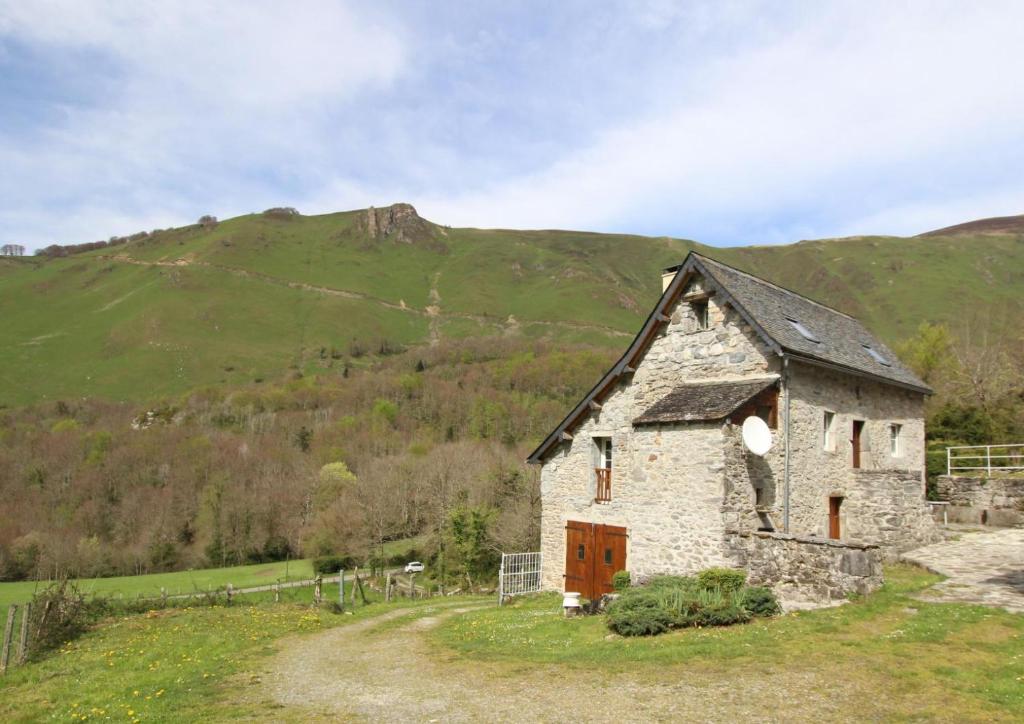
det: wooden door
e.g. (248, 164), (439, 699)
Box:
(829, 496), (842, 539)
(564, 521), (628, 599)
(564, 521), (592, 596)
(593, 524), (627, 597)
(851, 420), (865, 469)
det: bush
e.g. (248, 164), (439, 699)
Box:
(26, 580), (107, 660)
(739, 586), (781, 617)
(313, 555), (357, 575)
(696, 567), (747, 593)
(606, 596), (673, 636)
(611, 570), (631, 591)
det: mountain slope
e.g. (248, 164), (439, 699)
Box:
(1, 205), (1022, 406)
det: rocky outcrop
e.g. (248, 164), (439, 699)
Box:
(362, 203), (443, 249)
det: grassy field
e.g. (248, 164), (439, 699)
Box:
(0, 585), (459, 722)
(1, 206), (1021, 406)
(435, 565), (1024, 720)
(0, 559), (315, 622)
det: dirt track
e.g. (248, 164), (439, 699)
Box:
(248, 601), (911, 723)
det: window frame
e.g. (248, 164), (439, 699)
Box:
(822, 410), (837, 451)
(692, 300), (709, 330)
(889, 423), (903, 457)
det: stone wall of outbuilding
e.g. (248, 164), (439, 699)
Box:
(935, 475), (1024, 527)
(726, 530), (883, 605)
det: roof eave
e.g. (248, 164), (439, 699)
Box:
(783, 350), (932, 395)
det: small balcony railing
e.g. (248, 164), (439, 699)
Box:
(595, 467), (612, 502)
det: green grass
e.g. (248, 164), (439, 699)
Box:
(0, 559), (316, 622)
(434, 565), (1024, 719)
(3, 207), (1019, 405)
(0, 586), (463, 722)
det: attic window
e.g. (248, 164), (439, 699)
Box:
(693, 300), (709, 330)
(863, 344), (891, 366)
(786, 318), (819, 343)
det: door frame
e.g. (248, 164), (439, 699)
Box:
(564, 521), (627, 599)
(828, 496), (843, 540)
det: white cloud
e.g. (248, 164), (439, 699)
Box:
(413, 2), (1024, 241)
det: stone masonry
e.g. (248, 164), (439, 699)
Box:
(538, 267), (936, 602)
(935, 475), (1024, 527)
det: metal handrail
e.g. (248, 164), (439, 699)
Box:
(947, 444), (1024, 476)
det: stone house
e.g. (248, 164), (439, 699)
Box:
(528, 252), (938, 602)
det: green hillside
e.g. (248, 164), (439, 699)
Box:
(1, 204), (1022, 406)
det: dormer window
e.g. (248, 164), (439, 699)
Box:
(863, 344), (891, 366)
(693, 300), (709, 330)
(786, 318), (819, 343)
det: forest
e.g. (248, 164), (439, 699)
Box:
(1, 318), (1021, 586)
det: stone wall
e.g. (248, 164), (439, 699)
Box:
(843, 470), (941, 553)
(785, 362), (928, 541)
(935, 475), (1024, 527)
(726, 530), (883, 605)
(539, 273), (777, 590)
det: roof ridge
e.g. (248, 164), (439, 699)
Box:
(690, 252), (858, 321)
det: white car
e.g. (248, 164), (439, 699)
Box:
(404, 561), (425, 573)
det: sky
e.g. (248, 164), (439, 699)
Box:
(2, 0), (1023, 253)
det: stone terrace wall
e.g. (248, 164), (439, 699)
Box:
(844, 470), (941, 554)
(935, 475), (1024, 527)
(726, 530), (883, 606)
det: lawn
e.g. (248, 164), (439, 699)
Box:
(435, 565), (1024, 720)
(0, 584), (449, 722)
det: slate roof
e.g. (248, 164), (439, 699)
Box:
(527, 251), (929, 464)
(633, 378), (778, 425)
(686, 255), (928, 391)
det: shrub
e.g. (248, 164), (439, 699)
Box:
(313, 555), (357, 575)
(696, 567), (747, 593)
(26, 580), (107, 660)
(606, 596), (673, 636)
(611, 570), (631, 591)
(739, 586), (781, 617)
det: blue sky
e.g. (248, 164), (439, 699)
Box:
(2, 0), (1023, 252)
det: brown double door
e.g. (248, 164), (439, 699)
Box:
(564, 521), (627, 599)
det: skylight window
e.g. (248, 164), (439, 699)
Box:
(786, 318), (820, 343)
(863, 344), (891, 366)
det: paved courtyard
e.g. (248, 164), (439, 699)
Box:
(901, 527), (1024, 612)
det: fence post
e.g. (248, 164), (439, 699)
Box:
(946, 447), (951, 476)
(161, 587), (167, 607)
(986, 445), (992, 476)
(314, 576), (322, 605)
(1, 604), (17, 674)
(226, 583), (233, 606)
(338, 570), (345, 611)
(350, 568), (358, 606)
(385, 573), (393, 603)
(274, 583), (280, 603)
(17, 602), (31, 664)
(409, 573), (416, 598)
(497, 554), (505, 606)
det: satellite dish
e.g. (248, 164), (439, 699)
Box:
(741, 416), (773, 456)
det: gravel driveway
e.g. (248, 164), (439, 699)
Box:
(247, 601), (959, 722)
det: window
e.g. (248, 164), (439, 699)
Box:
(604, 548), (613, 565)
(693, 300), (709, 330)
(594, 437), (612, 502)
(822, 411), (836, 451)
(863, 344), (891, 366)
(890, 423), (903, 456)
(577, 544), (586, 561)
(786, 318), (820, 343)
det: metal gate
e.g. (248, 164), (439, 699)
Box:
(497, 551), (542, 604)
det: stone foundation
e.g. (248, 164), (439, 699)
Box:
(844, 470), (942, 554)
(935, 475), (1024, 527)
(726, 530), (882, 606)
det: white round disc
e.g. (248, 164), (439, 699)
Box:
(741, 416), (773, 456)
